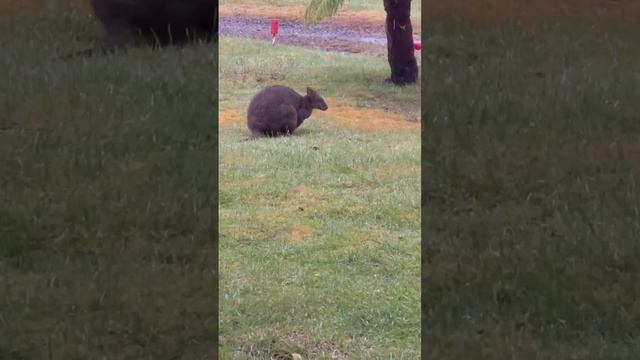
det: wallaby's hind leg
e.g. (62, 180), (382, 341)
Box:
(246, 104), (298, 139)
(277, 104), (299, 135)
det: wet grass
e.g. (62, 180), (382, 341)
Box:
(423, 16), (640, 359)
(0, 6), (216, 359)
(218, 38), (421, 121)
(219, 37), (420, 358)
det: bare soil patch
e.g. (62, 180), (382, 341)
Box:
(219, 16), (387, 56)
(219, 100), (420, 132)
(325, 100), (420, 132)
(219, 4), (422, 56)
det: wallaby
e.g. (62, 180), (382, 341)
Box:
(246, 85), (328, 139)
(67, 0), (216, 58)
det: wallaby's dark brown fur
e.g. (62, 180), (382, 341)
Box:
(86, 0), (216, 55)
(247, 85), (328, 139)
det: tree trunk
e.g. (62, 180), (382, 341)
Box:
(383, 0), (418, 85)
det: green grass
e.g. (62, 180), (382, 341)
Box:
(219, 38), (421, 120)
(219, 38), (420, 358)
(424, 19), (640, 358)
(0, 6), (216, 359)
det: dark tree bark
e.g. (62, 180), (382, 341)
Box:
(383, 0), (418, 85)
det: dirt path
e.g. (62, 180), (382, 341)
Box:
(218, 4), (421, 56)
(219, 16), (391, 56)
(219, 98), (420, 133)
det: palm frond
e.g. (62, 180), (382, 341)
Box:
(304, 0), (346, 27)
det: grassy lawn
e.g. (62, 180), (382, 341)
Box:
(1, 5), (216, 359)
(219, 38), (420, 358)
(424, 14), (640, 359)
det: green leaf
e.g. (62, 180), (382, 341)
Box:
(304, 0), (346, 27)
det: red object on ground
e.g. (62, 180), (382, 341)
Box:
(271, 19), (279, 37)
(414, 41), (421, 51)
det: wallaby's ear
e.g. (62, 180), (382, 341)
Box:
(306, 87), (317, 97)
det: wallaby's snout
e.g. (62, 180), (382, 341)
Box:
(307, 87), (328, 111)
